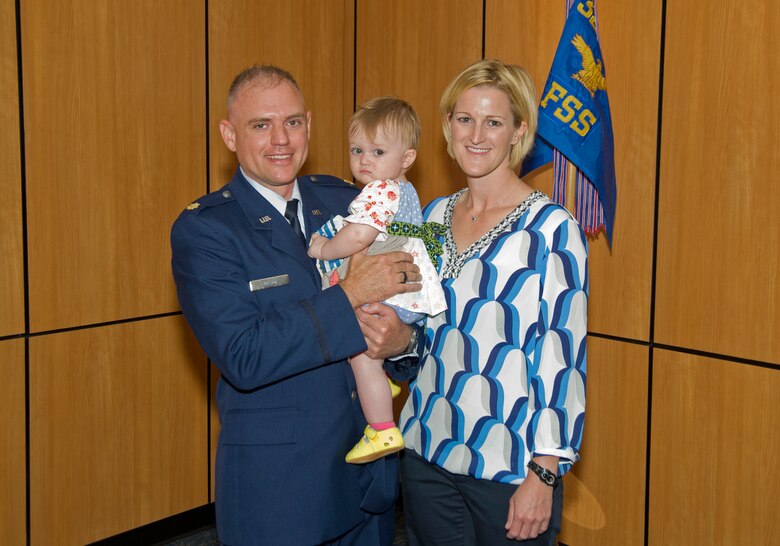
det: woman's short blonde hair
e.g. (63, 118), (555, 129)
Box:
(440, 59), (538, 172)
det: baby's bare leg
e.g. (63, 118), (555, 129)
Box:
(350, 352), (393, 424)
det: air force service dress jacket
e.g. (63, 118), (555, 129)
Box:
(171, 170), (398, 545)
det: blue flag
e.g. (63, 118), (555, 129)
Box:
(523, 0), (617, 242)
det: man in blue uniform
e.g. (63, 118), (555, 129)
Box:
(171, 65), (420, 545)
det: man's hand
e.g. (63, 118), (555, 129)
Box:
(505, 456), (559, 541)
(339, 250), (421, 309)
(356, 303), (414, 359)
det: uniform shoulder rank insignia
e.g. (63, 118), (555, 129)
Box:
(308, 174), (354, 186)
(185, 202), (200, 211)
(571, 34), (606, 97)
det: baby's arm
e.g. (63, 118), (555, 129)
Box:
(308, 222), (381, 260)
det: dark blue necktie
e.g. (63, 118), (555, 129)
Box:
(284, 199), (306, 246)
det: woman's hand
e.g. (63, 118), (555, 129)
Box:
(505, 456), (558, 540)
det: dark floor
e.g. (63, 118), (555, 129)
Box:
(157, 502), (408, 545)
(156, 525), (218, 546)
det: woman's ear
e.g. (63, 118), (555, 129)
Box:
(511, 121), (528, 146)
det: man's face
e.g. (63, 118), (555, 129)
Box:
(220, 80), (311, 198)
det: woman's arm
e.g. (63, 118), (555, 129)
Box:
(529, 214), (588, 467)
(505, 455), (560, 540)
(506, 212), (588, 540)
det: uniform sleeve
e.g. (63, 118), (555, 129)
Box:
(529, 216), (588, 474)
(171, 211), (367, 391)
(343, 179), (401, 237)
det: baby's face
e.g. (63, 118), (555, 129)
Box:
(349, 127), (413, 185)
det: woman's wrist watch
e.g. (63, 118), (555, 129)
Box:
(527, 460), (560, 488)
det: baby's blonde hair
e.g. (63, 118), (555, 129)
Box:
(349, 97), (421, 150)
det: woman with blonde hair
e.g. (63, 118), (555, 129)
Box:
(399, 59), (588, 545)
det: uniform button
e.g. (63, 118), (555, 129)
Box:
(222, 190), (231, 198)
(351, 390), (357, 400)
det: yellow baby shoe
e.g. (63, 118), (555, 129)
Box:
(388, 378), (402, 398)
(345, 425), (404, 464)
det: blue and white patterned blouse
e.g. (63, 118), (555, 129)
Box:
(399, 189), (588, 483)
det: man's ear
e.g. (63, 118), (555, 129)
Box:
(306, 111), (312, 139)
(402, 148), (417, 170)
(219, 120), (236, 152)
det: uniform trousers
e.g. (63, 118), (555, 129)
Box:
(325, 505), (395, 546)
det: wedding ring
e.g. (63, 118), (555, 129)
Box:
(400, 271), (408, 284)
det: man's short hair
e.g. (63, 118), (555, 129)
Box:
(227, 64), (301, 107)
(439, 59), (537, 171)
(349, 96), (421, 150)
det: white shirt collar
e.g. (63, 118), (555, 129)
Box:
(240, 167), (305, 232)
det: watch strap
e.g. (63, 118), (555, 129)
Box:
(527, 460), (560, 488)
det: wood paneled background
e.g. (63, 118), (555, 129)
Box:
(2, 1), (777, 544)
(1, 0), (24, 339)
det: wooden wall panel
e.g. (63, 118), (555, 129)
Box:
(559, 338), (647, 546)
(487, 0), (660, 342)
(29, 317), (207, 545)
(0, 340), (25, 546)
(485, 1), (559, 203)
(649, 351), (780, 545)
(22, 0), (206, 332)
(209, 0), (354, 185)
(355, 0), (483, 204)
(656, 0), (780, 362)
(0, 0), (24, 337)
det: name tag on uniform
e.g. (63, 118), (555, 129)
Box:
(249, 274), (290, 292)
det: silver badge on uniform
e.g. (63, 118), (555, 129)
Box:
(249, 274), (290, 291)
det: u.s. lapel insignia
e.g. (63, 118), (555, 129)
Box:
(258, 216), (272, 224)
(185, 202), (200, 211)
(311, 209), (322, 216)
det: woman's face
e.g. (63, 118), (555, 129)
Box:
(448, 86), (526, 180)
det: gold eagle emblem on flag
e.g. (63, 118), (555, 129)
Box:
(571, 34), (606, 97)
